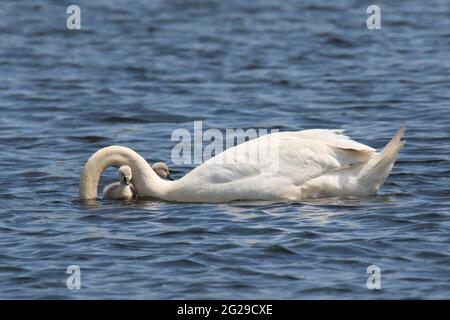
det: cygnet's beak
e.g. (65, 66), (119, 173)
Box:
(166, 174), (174, 181)
(123, 177), (130, 185)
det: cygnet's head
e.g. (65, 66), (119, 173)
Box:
(152, 162), (173, 180)
(118, 165), (132, 185)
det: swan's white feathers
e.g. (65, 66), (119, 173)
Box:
(182, 130), (375, 188)
(80, 126), (405, 202)
(292, 129), (375, 152)
(102, 181), (134, 200)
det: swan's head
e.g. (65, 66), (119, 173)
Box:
(152, 162), (173, 180)
(118, 165), (132, 185)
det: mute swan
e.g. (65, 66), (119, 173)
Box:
(103, 165), (135, 200)
(81, 126), (406, 203)
(103, 162), (173, 200)
(152, 162), (174, 180)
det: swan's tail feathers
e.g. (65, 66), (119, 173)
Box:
(359, 125), (406, 193)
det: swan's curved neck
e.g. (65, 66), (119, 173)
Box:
(79, 146), (172, 200)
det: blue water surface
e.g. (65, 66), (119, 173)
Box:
(0, 0), (449, 299)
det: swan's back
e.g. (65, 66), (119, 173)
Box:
(172, 128), (404, 202)
(183, 130), (374, 184)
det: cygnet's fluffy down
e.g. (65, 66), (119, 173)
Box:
(103, 162), (173, 200)
(152, 162), (173, 180)
(103, 165), (135, 200)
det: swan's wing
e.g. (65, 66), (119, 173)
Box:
(291, 129), (375, 152)
(182, 130), (375, 186)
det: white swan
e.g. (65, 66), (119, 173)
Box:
(103, 165), (135, 200)
(152, 162), (173, 180)
(103, 162), (173, 200)
(80, 126), (406, 203)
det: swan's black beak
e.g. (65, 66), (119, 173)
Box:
(123, 177), (130, 185)
(167, 174), (174, 181)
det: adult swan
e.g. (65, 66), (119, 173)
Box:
(79, 126), (406, 202)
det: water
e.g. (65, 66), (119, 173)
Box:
(0, 0), (449, 299)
